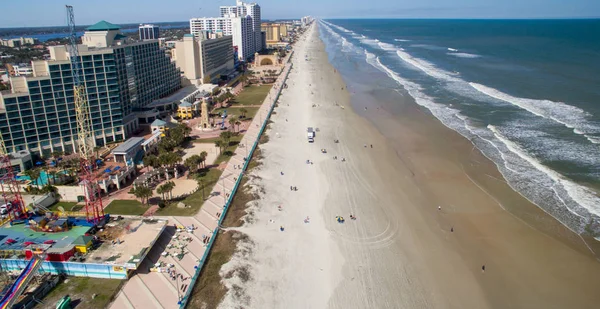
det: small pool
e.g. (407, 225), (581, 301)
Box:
(17, 170), (69, 186)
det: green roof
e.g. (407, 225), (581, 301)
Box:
(151, 119), (167, 126)
(86, 20), (121, 31)
(73, 235), (94, 246)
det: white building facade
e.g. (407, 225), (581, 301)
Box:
(190, 0), (262, 62)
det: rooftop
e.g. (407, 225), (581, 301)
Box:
(86, 20), (121, 31)
(151, 119), (167, 127)
(179, 102), (192, 108)
(111, 137), (145, 154)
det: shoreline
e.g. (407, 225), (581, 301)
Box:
(220, 22), (600, 309)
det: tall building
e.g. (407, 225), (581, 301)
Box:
(139, 24), (160, 41)
(190, 15), (253, 60)
(174, 34), (234, 85)
(220, 0), (261, 53)
(190, 0), (262, 61)
(0, 20), (180, 156)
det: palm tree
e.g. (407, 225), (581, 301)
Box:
(220, 131), (233, 148)
(157, 184), (166, 201)
(48, 170), (58, 185)
(93, 146), (102, 160)
(200, 151), (208, 168)
(24, 168), (41, 187)
(228, 116), (237, 132)
(239, 73), (248, 87)
(239, 108), (248, 119)
(235, 120), (241, 133)
(143, 154), (159, 170)
(166, 181), (176, 200)
(134, 185), (153, 206)
(214, 140), (223, 155)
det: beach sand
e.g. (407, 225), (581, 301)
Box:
(219, 23), (600, 309)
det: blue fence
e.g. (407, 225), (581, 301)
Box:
(0, 259), (128, 279)
(178, 52), (295, 308)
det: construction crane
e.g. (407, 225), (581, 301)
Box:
(66, 5), (104, 224)
(0, 135), (28, 224)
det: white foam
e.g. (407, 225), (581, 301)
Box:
(488, 125), (600, 218)
(378, 42), (397, 51)
(395, 50), (458, 81)
(448, 48), (458, 52)
(448, 52), (481, 58)
(470, 83), (600, 142)
(394, 39), (410, 42)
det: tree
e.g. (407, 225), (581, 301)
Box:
(239, 108), (248, 119)
(228, 116), (237, 132)
(220, 131), (233, 147)
(165, 181), (176, 200)
(143, 154), (160, 170)
(159, 152), (182, 180)
(48, 170), (58, 185)
(184, 155), (202, 173)
(93, 146), (102, 159)
(239, 73), (248, 87)
(200, 151), (208, 168)
(235, 120), (241, 133)
(133, 185), (153, 206)
(156, 184), (166, 201)
(24, 168), (41, 187)
(214, 140), (224, 155)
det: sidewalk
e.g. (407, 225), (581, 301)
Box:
(110, 62), (293, 309)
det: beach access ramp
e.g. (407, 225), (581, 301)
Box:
(0, 255), (44, 309)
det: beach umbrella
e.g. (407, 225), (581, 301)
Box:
(114, 166), (121, 171)
(36, 161), (43, 165)
(104, 168), (112, 173)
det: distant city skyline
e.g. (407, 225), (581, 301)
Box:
(1, 0), (598, 28)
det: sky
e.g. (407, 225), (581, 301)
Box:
(1, 0), (599, 28)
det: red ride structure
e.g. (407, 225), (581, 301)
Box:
(0, 136), (29, 223)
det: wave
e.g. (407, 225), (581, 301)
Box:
(470, 83), (600, 143)
(448, 48), (458, 52)
(394, 39), (410, 42)
(395, 50), (459, 81)
(378, 42), (397, 51)
(448, 52), (481, 59)
(489, 125), (600, 219)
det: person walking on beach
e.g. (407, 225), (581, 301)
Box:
(482, 265), (486, 272)
(438, 206), (442, 211)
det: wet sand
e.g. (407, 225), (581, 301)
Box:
(221, 22), (600, 309)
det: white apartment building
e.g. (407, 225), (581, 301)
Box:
(190, 0), (262, 61)
(190, 15), (254, 61)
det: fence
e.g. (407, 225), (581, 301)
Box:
(0, 259), (129, 279)
(178, 51), (295, 308)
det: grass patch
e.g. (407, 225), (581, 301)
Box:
(47, 201), (78, 212)
(228, 85), (272, 106)
(104, 200), (147, 216)
(192, 134), (243, 145)
(155, 168), (223, 216)
(38, 277), (123, 309)
(214, 139), (246, 166)
(213, 106), (259, 120)
(187, 230), (240, 309)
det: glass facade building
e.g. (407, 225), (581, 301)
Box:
(0, 21), (180, 157)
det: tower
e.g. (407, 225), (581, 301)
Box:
(200, 99), (210, 129)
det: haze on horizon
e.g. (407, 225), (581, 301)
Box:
(1, 0), (598, 28)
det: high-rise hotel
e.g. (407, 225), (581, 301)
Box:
(0, 21), (180, 157)
(190, 0), (262, 61)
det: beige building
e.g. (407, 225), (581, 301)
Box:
(0, 37), (38, 47)
(174, 34), (234, 85)
(261, 23), (289, 46)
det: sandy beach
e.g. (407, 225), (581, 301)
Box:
(220, 22), (600, 309)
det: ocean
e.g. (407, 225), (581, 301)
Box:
(318, 19), (600, 236)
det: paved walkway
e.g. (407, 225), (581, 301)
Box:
(110, 62), (293, 309)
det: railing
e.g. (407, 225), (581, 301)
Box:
(178, 51), (295, 308)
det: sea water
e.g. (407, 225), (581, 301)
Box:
(318, 19), (600, 235)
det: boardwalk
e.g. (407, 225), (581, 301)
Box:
(110, 63), (293, 309)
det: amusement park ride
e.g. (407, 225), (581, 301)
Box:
(0, 6), (104, 226)
(0, 6), (106, 308)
